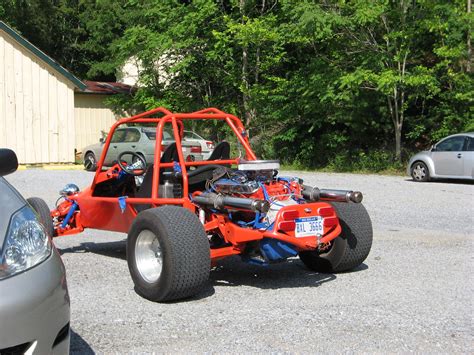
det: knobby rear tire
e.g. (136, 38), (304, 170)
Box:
(299, 202), (373, 273)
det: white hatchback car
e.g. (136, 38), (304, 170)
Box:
(407, 132), (474, 182)
(183, 130), (215, 160)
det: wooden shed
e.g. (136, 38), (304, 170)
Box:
(0, 21), (86, 164)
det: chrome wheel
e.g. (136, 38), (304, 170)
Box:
(412, 163), (427, 181)
(135, 230), (163, 283)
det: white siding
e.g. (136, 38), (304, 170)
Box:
(0, 29), (76, 163)
(74, 94), (118, 152)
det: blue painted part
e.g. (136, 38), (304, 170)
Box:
(253, 212), (269, 229)
(241, 256), (268, 266)
(173, 161), (182, 173)
(260, 238), (298, 262)
(259, 182), (271, 201)
(61, 201), (78, 229)
(118, 170), (127, 179)
(215, 178), (240, 185)
(118, 196), (128, 213)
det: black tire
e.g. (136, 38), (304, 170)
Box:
(299, 202), (373, 273)
(84, 152), (97, 171)
(127, 206), (210, 302)
(410, 161), (430, 182)
(27, 197), (54, 238)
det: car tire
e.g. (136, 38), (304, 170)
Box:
(299, 202), (373, 273)
(27, 197), (54, 238)
(411, 161), (430, 182)
(126, 206), (210, 302)
(84, 152), (97, 171)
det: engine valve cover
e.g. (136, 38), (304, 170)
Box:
(213, 178), (259, 194)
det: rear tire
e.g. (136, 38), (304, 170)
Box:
(411, 161), (430, 182)
(84, 152), (97, 171)
(299, 202), (372, 273)
(127, 206), (210, 302)
(27, 197), (54, 238)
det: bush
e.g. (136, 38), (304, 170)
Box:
(325, 149), (404, 173)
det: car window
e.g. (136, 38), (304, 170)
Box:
(163, 131), (173, 140)
(184, 131), (201, 140)
(124, 128), (141, 142)
(436, 136), (465, 152)
(142, 130), (173, 141)
(144, 131), (156, 140)
(110, 129), (126, 143)
(466, 137), (474, 151)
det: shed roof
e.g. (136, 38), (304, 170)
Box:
(80, 80), (134, 95)
(0, 21), (86, 90)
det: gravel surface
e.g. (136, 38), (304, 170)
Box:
(6, 169), (474, 353)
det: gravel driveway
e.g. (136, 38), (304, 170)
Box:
(6, 169), (474, 353)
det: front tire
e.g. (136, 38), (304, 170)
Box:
(84, 152), (97, 171)
(411, 161), (430, 182)
(127, 206), (210, 302)
(27, 197), (54, 237)
(299, 202), (373, 273)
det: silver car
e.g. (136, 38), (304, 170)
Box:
(407, 132), (474, 182)
(82, 127), (204, 171)
(0, 149), (70, 354)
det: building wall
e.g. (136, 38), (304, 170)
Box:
(0, 29), (76, 164)
(74, 94), (118, 152)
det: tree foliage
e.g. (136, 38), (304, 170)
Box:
(1, 0), (472, 170)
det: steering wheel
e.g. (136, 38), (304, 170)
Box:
(117, 151), (147, 176)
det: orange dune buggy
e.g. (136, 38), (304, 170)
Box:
(51, 107), (372, 302)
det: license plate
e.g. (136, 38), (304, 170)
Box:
(295, 217), (323, 238)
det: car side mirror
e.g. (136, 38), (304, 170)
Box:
(99, 138), (105, 144)
(431, 145), (437, 152)
(0, 149), (18, 176)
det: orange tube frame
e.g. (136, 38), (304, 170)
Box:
(55, 107), (342, 261)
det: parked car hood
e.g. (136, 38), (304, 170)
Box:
(0, 178), (27, 251)
(82, 142), (103, 154)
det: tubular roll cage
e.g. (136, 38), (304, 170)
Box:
(91, 107), (257, 213)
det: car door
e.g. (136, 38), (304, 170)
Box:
(104, 129), (127, 165)
(463, 137), (474, 178)
(120, 128), (141, 162)
(431, 136), (466, 177)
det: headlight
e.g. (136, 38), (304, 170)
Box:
(0, 207), (52, 279)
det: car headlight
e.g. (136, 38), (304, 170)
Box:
(0, 206), (52, 279)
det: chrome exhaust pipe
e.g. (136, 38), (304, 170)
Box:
(302, 185), (320, 201)
(320, 189), (363, 203)
(193, 192), (270, 213)
(302, 185), (363, 203)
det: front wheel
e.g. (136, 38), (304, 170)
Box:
(127, 206), (210, 302)
(299, 202), (373, 273)
(84, 152), (97, 171)
(27, 197), (54, 237)
(411, 161), (430, 182)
